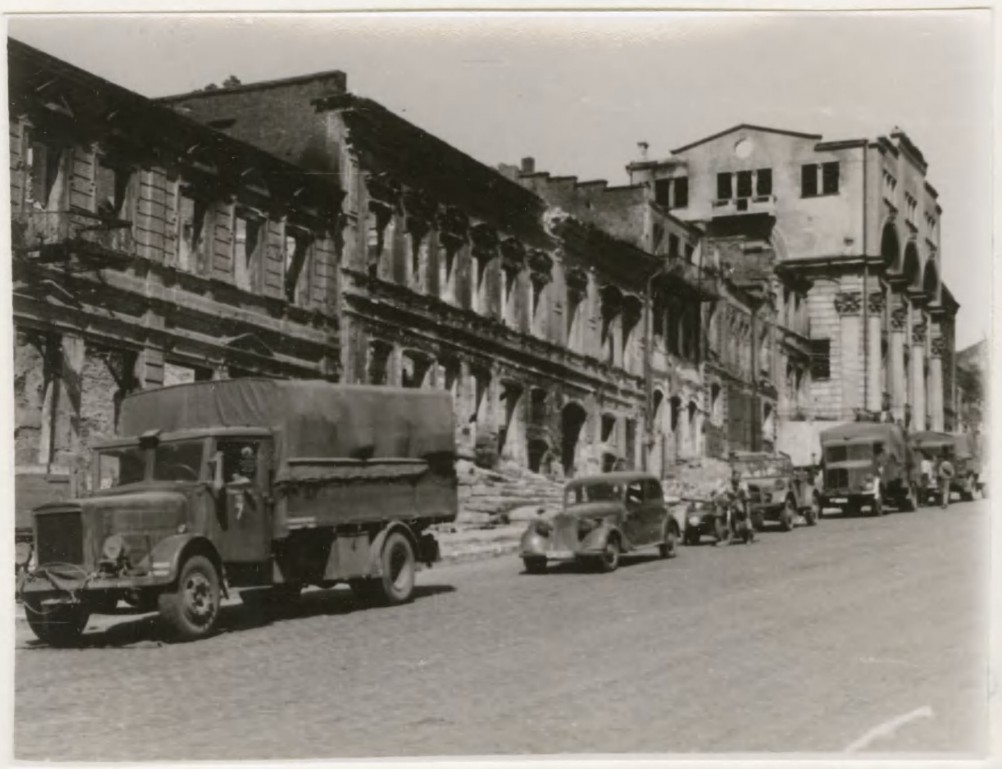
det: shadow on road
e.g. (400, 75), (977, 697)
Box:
(521, 551), (672, 575)
(21, 584), (457, 650)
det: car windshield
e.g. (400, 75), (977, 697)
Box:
(96, 446), (146, 489)
(152, 440), (205, 482)
(568, 482), (625, 504)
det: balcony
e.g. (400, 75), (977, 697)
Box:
(710, 195), (776, 217)
(12, 208), (135, 266)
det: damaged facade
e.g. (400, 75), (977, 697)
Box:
(8, 43), (962, 521)
(629, 125), (959, 463)
(9, 40), (343, 521)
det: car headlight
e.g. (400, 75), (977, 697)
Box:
(688, 515), (701, 527)
(532, 519), (553, 537)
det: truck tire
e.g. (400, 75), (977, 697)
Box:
(158, 555), (221, 642)
(24, 600), (89, 647)
(375, 532), (416, 605)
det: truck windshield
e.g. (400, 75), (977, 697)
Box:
(734, 459), (791, 477)
(825, 444), (873, 463)
(97, 447), (146, 488)
(153, 441), (205, 482)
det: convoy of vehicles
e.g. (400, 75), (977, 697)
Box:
(15, 397), (986, 646)
(16, 379), (458, 645)
(518, 472), (679, 573)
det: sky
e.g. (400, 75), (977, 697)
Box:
(6, 10), (993, 348)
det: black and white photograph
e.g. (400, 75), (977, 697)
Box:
(3, 5), (995, 763)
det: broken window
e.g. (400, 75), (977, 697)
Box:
(668, 234), (680, 259)
(716, 172), (732, 201)
(284, 231), (312, 304)
(95, 158), (132, 220)
(802, 162), (840, 198)
(601, 413), (616, 443)
(684, 243), (695, 264)
(234, 213), (261, 292)
(26, 141), (64, 210)
(177, 188), (207, 273)
(809, 338), (831, 380)
(367, 341), (392, 386)
(756, 168), (772, 197)
(736, 170), (753, 199)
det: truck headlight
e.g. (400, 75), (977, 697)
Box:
(688, 515), (701, 527)
(101, 534), (127, 563)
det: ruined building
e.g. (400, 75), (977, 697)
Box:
(9, 40), (343, 519)
(629, 125), (959, 462)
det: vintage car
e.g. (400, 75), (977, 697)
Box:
(730, 451), (820, 531)
(682, 496), (754, 545)
(519, 471), (680, 574)
(909, 431), (986, 504)
(818, 422), (918, 516)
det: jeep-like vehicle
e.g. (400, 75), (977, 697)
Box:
(16, 379), (458, 645)
(731, 451), (820, 531)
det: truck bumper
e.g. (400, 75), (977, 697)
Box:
(18, 570), (174, 603)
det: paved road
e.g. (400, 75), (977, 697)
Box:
(15, 500), (989, 760)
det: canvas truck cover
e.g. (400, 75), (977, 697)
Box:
(819, 422), (907, 454)
(119, 379), (456, 464)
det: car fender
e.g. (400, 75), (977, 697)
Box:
(520, 528), (549, 557)
(661, 514), (680, 539)
(579, 521), (620, 553)
(148, 534), (223, 585)
(366, 521), (417, 577)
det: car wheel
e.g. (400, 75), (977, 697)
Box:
(522, 556), (547, 574)
(658, 527), (678, 559)
(24, 600), (89, 647)
(157, 555), (221, 642)
(597, 537), (621, 573)
(780, 497), (796, 531)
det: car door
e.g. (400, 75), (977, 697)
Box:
(622, 480), (647, 548)
(643, 479), (668, 545)
(215, 438), (273, 564)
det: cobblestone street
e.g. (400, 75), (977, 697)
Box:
(15, 500), (988, 760)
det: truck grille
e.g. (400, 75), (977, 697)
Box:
(35, 511), (84, 566)
(826, 468), (849, 490)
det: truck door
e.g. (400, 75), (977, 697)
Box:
(216, 438), (272, 564)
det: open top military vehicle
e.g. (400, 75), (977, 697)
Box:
(730, 451), (820, 531)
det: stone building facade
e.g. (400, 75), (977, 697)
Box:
(628, 125), (959, 463)
(9, 40), (343, 521)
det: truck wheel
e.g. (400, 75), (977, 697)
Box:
(522, 557), (547, 574)
(780, 498), (796, 531)
(24, 600), (89, 647)
(376, 532), (416, 605)
(597, 536), (621, 573)
(158, 555), (221, 642)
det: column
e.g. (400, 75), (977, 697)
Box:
(888, 295), (907, 422)
(866, 292), (884, 413)
(929, 332), (945, 432)
(834, 291), (863, 419)
(911, 321), (927, 431)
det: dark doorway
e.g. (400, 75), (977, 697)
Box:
(561, 402), (588, 478)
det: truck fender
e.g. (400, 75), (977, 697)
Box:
(148, 534), (225, 593)
(366, 522), (417, 577)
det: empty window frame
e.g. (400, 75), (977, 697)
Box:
(25, 141), (65, 210)
(177, 186), (207, 273)
(673, 177), (689, 208)
(716, 172), (733, 201)
(233, 212), (262, 292)
(654, 178), (672, 207)
(736, 170), (753, 199)
(809, 338), (831, 380)
(756, 168), (772, 197)
(95, 157), (132, 220)
(284, 229), (313, 304)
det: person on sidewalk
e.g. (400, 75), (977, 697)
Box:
(937, 452), (956, 509)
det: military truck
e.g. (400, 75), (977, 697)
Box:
(818, 422), (918, 516)
(909, 430), (986, 503)
(16, 379), (458, 645)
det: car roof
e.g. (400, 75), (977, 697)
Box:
(566, 471), (658, 488)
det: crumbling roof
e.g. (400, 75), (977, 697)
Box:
(317, 94), (552, 248)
